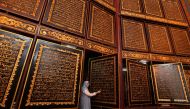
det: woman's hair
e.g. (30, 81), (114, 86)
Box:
(82, 81), (89, 93)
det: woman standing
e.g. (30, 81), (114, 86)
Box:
(80, 81), (101, 109)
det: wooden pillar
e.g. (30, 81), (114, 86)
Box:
(115, 1), (125, 109)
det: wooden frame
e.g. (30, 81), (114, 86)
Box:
(88, 2), (116, 46)
(126, 60), (152, 106)
(0, 0), (45, 21)
(42, 0), (87, 37)
(151, 63), (189, 104)
(89, 54), (119, 108)
(0, 29), (33, 108)
(20, 39), (84, 108)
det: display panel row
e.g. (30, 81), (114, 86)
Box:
(0, 0), (116, 46)
(121, 0), (186, 22)
(0, 29), (119, 109)
(122, 18), (190, 56)
(126, 60), (190, 106)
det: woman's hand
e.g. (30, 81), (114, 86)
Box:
(96, 90), (101, 94)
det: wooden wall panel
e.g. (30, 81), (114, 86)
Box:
(21, 39), (83, 108)
(161, 0), (185, 22)
(144, 0), (163, 17)
(89, 4), (115, 46)
(184, 70), (190, 94)
(185, 0), (190, 14)
(121, 0), (142, 13)
(147, 24), (173, 54)
(127, 61), (152, 105)
(43, 0), (86, 36)
(89, 55), (118, 108)
(170, 28), (190, 55)
(0, 0), (45, 21)
(0, 29), (33, 108)
(152, 63), (189, 104)
(122, 19), (148, 52)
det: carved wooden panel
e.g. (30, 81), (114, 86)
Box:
(43, 0), (86, 35)
(0, 0), (45, 21)
(161, 0), (185, 22)
(121, 0), (142, 13)
(152, 63), (189, 104)
(170, 28), (190, 55)
(90, 55), (118, 107)
(21, 39), (83, 108)
(144, 0), (163, 17)
(94, 0), (115, 11)
(122, 19), (148, 52)
(127, 61), (152, 105)
(0, 29), (32, 108)
(148, 24), (173, 54)
(184, 0), (190, 14)
(184, 70), (190, 94)
(89, 4), (115, 46)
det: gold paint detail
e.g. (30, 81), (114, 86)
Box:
(0, 15), (36, 33)
(39, 27), (84, 46)
(121, 11), (188, 27)
(39, 27), (116, 54)
(26, 45), (80, 106)
(86, 40), (117, 54)
(122, 51), (150, 60)
(122, 51), (190, 63)
(0, 34), (26, 107)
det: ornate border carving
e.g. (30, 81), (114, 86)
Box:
(0, 13), (37, 34)
(86, 40), (117, 54)
(121, 11), (188, 27)
(122, 50), (190, 63)
(39, 26), (117, 55)
(39, 27), (84, 46)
